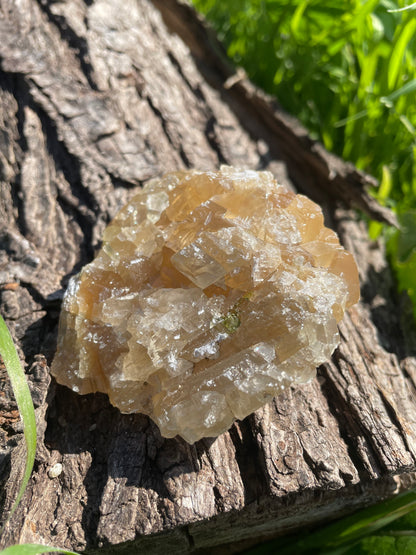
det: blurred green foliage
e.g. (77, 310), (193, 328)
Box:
(193, 0), (416, 317)
(343, 505), (416, 554)
(241, 488), (416, 553)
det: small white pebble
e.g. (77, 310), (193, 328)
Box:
(89, 423), (97, 431)
(48, 462), (63, 479)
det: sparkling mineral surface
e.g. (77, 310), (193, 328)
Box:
(52, 166), (359, 443)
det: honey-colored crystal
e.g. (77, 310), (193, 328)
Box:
(52, 167), (359, 443)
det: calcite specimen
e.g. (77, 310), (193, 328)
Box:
(52, 167), (359, 443)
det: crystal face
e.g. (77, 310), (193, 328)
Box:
(51, 167), (359, 443)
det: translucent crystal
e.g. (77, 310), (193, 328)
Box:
(51, 167), (359, 443)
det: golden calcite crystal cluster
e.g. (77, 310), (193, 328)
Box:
(52, 167), (359, 443)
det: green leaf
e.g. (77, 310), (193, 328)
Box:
(388, 2), (416, 13)
(388, 18), (416, 90)
(394, 211), (416, 262)
(351, 0), (382, 27)
(345, 535), (416, 554)
(0, 544), (79, 555)
(0, 316), (37, 529)
(383, 77), (416, 103)
(290, 0), (310, 36)
(335, 108), (369, 128)
(378, 165), (393, 202)
(245, 490), (416, 554)
(390, 508), (416, 530)
(297, 490), (416, 551)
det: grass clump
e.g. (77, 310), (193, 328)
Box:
(193, 0), (416, 318)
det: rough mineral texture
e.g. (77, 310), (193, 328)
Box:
(51, 167), (359, 443)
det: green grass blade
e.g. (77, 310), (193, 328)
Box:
(0, 544), (79, 555)
(388, 2), (416, 13)
(290, 0), (309, 36)
(336, 78), (416, 128)
(388, 18), (416, 90)
(334, 108), (369, 128)
(383, 78), (416, 103)
(351, 0), (382, 25)
(378, 165), (394, 202)
(245, 490), (416, 554)
(0, 315), (37, 528)
(289, 489), (416, 553)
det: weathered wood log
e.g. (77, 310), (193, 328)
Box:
(0, 0), (415, 553)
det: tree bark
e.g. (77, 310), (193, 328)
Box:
(0, 0), (415, 553)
